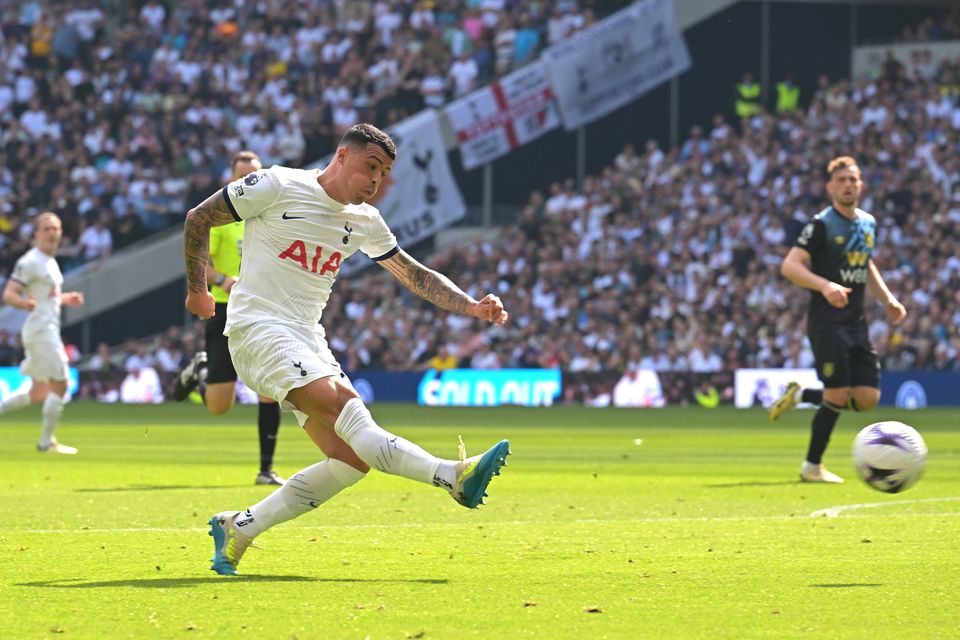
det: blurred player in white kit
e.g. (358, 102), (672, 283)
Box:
(0, 212), (85, 453)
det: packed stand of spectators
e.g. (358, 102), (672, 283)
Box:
(11, 4), (960, 383)
(100, 61), (960, 378)
(0, 0), (605, 286)
(312, 68), (960, 374)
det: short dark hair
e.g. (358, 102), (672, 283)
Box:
(339, 123), (397, 161)
(231, 150), (261, 171)
(826, 155), (859, 178)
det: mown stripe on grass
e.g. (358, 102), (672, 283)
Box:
(14, 508), (960, 535)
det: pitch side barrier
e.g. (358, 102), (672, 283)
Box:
(735, 368), (960, 409)
(0, 367), (79, 401)
(39, 368), (960, 407)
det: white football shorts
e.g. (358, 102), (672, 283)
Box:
(227, 321), (344, 420)
(20, 329), (69, 381)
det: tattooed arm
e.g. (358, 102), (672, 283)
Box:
(184, 189), (236, 319)
(379, 249), (509, 326)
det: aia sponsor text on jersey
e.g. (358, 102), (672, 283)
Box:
(278, 240), (342, 276)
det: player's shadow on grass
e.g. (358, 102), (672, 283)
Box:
(73, 485), (250, 493)
(704, 481), (803, 488)
(18, 576), (448, 589)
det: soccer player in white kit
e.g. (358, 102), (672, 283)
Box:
(184, 124), (511, 575)
(0, 212), (85, 453)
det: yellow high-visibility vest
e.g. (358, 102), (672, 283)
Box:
(776, 82), (800, 113)
(735, 82), (761, 118)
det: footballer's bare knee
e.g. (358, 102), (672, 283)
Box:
(204, 383), (236, 415)
(206, 402), (233, 416)
(822, 387), (850, 407)
(851, 387), (880, 411)
(29, 381), (50, 403)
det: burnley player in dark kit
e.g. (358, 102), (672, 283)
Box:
(767, 156), (906, 483)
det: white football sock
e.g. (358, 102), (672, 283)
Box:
(235, 458), (366, 538)
(39, 393), (65, 447)
(0, 389), (31, 414)
(334, 398), (456, 489)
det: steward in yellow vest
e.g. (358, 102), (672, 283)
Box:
(776, 75), (800, 114)
(735, 72), (761, 118)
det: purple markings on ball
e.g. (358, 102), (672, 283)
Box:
(866, 426), (912, 452)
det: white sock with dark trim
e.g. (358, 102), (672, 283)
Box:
(235, 458), (366, 538)
(334, 398), (456, 489)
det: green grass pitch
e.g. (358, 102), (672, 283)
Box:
(1, 403), (958, 639)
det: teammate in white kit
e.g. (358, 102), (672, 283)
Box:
(184, 123), (511, 575)
(0, 212), (85, 453)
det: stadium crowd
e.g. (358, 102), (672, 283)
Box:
(63, 61), (960, 385)
(314, 65), (960, 375)
(0, 0), (602, 281)
(1, 2), (958, 392)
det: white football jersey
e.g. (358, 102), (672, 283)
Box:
(221, 165), (398, 334)
(10, 247), (63, 337)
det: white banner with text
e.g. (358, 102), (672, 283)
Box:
(543, 0), (691, 130)
(734, 368), (821, 409)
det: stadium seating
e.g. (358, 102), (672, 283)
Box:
(315, 72), (960, 374)
(0, 0), (597, 282)
(3, 3), (958, 376)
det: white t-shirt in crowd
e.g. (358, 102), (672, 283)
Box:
(221, 165), (398, 334)
(120, 366), (163, 403)
(78, 225), (112, 260)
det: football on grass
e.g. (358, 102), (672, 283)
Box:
(852, 421), (927, 494)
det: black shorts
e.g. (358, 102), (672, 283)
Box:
(204, 303), (238, 384)
(808, 324), (879, 389)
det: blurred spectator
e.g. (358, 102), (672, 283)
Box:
(120, 363), (163, 404)
(77, 215), (112, 262)
(123, 342), (156, 373)
(154, 337), (183, 373)
(0, 328), (21, 366)
(775, 73), (800, 114)
(612, 367), (665, 408)
(735, 71), (761, 119)
(85, 341), (120, 372)
(423, 344), (459, 370)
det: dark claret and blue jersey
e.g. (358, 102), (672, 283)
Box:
(794, 206), (876, 328)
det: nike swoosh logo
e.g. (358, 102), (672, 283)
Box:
(281, 212), (304, 220)
(458, 459), (480, 482)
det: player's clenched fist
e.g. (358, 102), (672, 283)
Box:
(884, 298), (906, 325)
(820, 282), (852, 308)
(470, 294), (509, 326)
(186, 290), (216, 320)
